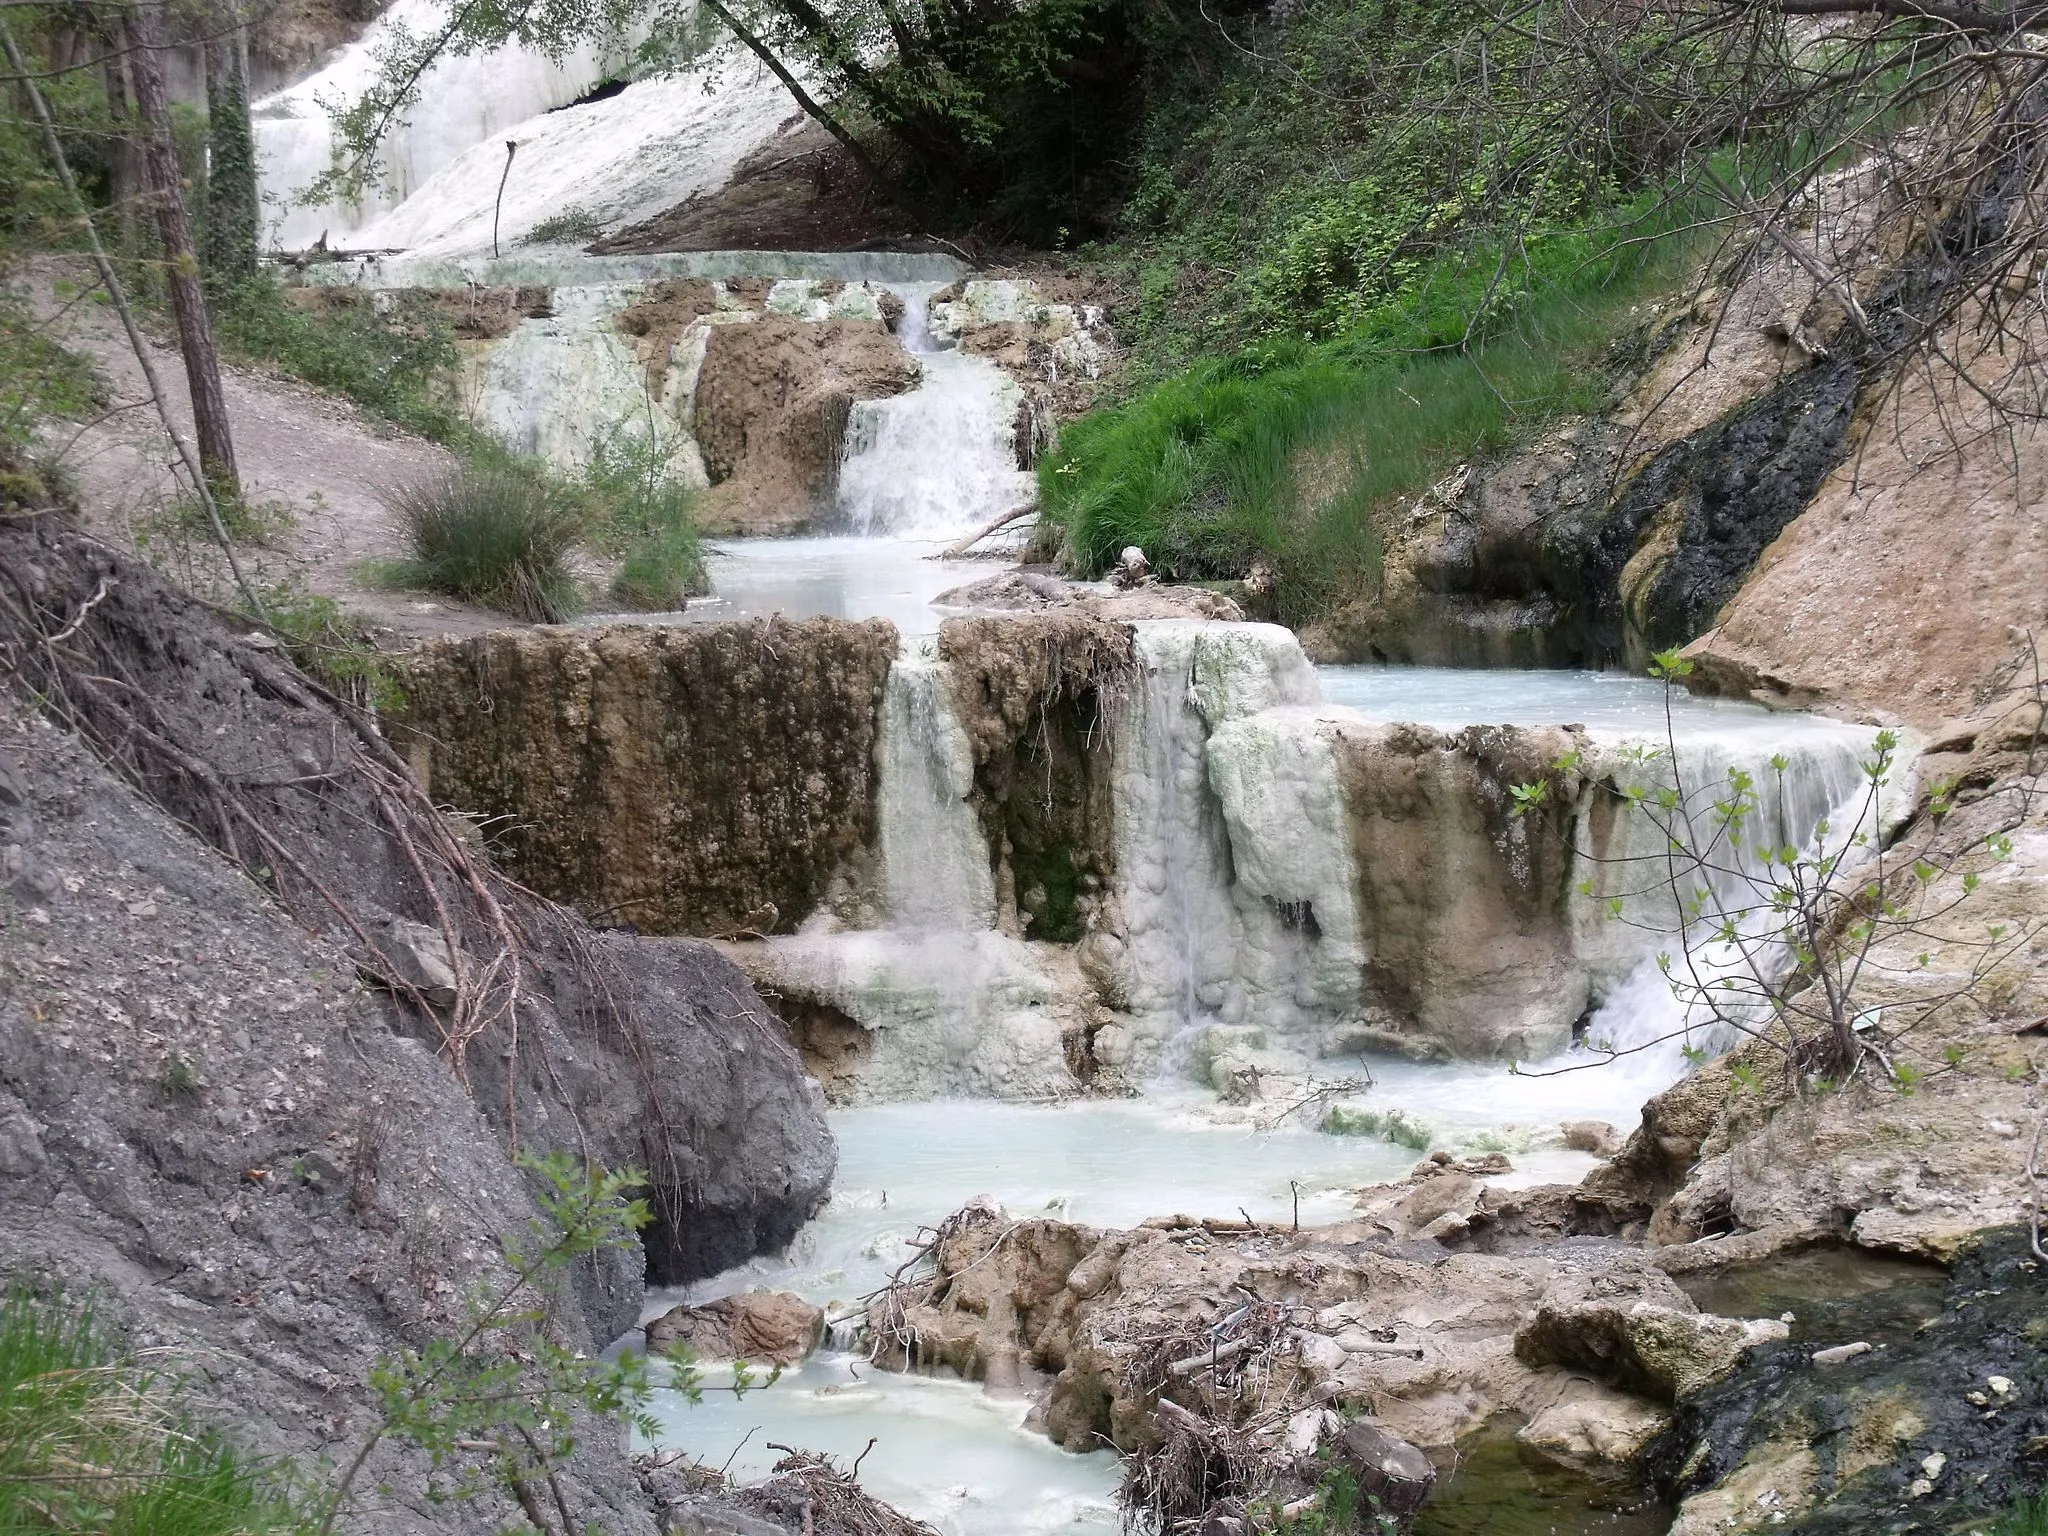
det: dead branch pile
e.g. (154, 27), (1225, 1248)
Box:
(735, 1447), (941, 1536)
(862, 1197), (1009, 1363)
(935, 613), (1138, 767)
(1119, 1396), (1269, 1536)
(1112, 1297), (1320, 1532)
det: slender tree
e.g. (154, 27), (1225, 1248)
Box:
(124, 0), (239, 493)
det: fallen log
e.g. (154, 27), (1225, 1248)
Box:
(936, 502), (1037, 558)
(1166, 1336), (1254, 1377)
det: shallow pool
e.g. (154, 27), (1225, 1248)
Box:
(1316, 663), (1873, 745)
(610, 536), (997, 639)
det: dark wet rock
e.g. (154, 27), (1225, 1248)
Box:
(1649, 1226), (2044, 1533)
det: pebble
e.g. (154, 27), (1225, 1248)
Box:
(1811, 1341), (1872, 1366)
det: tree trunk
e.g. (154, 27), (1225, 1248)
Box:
(104, 54), (141, 256)
(125, 2), (240, 494)
(205, 23), (261, 279)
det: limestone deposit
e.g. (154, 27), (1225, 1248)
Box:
(395, 620), (898, 938)
(691, 313), (921, 534)
(858, 1198), (1810, 1510)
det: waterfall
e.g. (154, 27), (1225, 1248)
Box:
(876, 657), (996, 931)
(253, 0), (626, 249)
(1108, 624), (1323, 1068)
(836, 283), (1035, 539)
(254, 14), (792, 255)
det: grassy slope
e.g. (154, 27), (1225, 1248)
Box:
(1042, 0), (1699, 622)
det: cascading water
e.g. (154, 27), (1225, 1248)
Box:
(253, 0), (625, 248)
(651, 651), (1911, 1521)
(1559, 719), (1902, 1089)
(253, 5), (793, 254)
(876, 657), (996, 930)
(1318, 663), (1909, 1109)
(835, 283), (1037, 539)
(276, 24), (1916, 1506)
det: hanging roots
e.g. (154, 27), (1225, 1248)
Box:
(0, 510), (713, 1230)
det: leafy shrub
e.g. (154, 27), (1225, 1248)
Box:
(210, 276), (462, 444)
(521, 205), (603, 247)
(254, 580), (409, 712)
(0, 1287), (302, 1535)
(611, 521), (705, 610)
(380, 466), (582, 622)
(577, 430), (707, 611)
(0, 282), (106, 455)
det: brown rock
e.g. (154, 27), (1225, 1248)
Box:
(1562, 1120), (1623, 1157)
(1514, 1267), (1788, 1402)
(692, 316), (919, 535)
(1327, 719), (1592, 1059)
(395, 621), (898, 937)
(1517, 1379), (1671, 1475)
(645, 1290), (825, 1365)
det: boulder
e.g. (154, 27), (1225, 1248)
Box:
(371, 915), (459, 1006)
(1562, 1120), (1623, 1157)
(645, 1291), (825, 1366)
(1515, 1268), (1787, 1402)
(1517, 1379), (1670, 1475)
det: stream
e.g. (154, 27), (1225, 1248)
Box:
(607, 287), (1893, 1526)
(265, 51), (1897, 1505)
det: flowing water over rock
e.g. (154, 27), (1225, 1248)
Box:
(255, 17), (793, 253)
(836, 282), (1035, 539)
(300, 55), (1924, 1525)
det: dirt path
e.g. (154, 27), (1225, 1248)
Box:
(39, 272), (505, 639)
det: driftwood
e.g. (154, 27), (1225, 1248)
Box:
(936, 501), (1037, 558)
(1165, 1337), (1254, 1378)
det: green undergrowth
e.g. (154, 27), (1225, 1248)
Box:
(211, 278), (706, 620)
(579, 430), (708, 611)
(1995, 1497), (2048, 1536)
(254, 582), (411, 713)
(0, 1286), (305, 1535)
(1042, 204), (1700, 625)
(1, 279), (107, 459)
(209, 275), (466, 445)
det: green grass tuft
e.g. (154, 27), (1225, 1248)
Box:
(0, 1287), (303, 1535)
(1995, 1496), (2048, 1536)
(378, 465), (583, 623)
(610, 519), (705, 611)
(522, 205), (603, 247)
